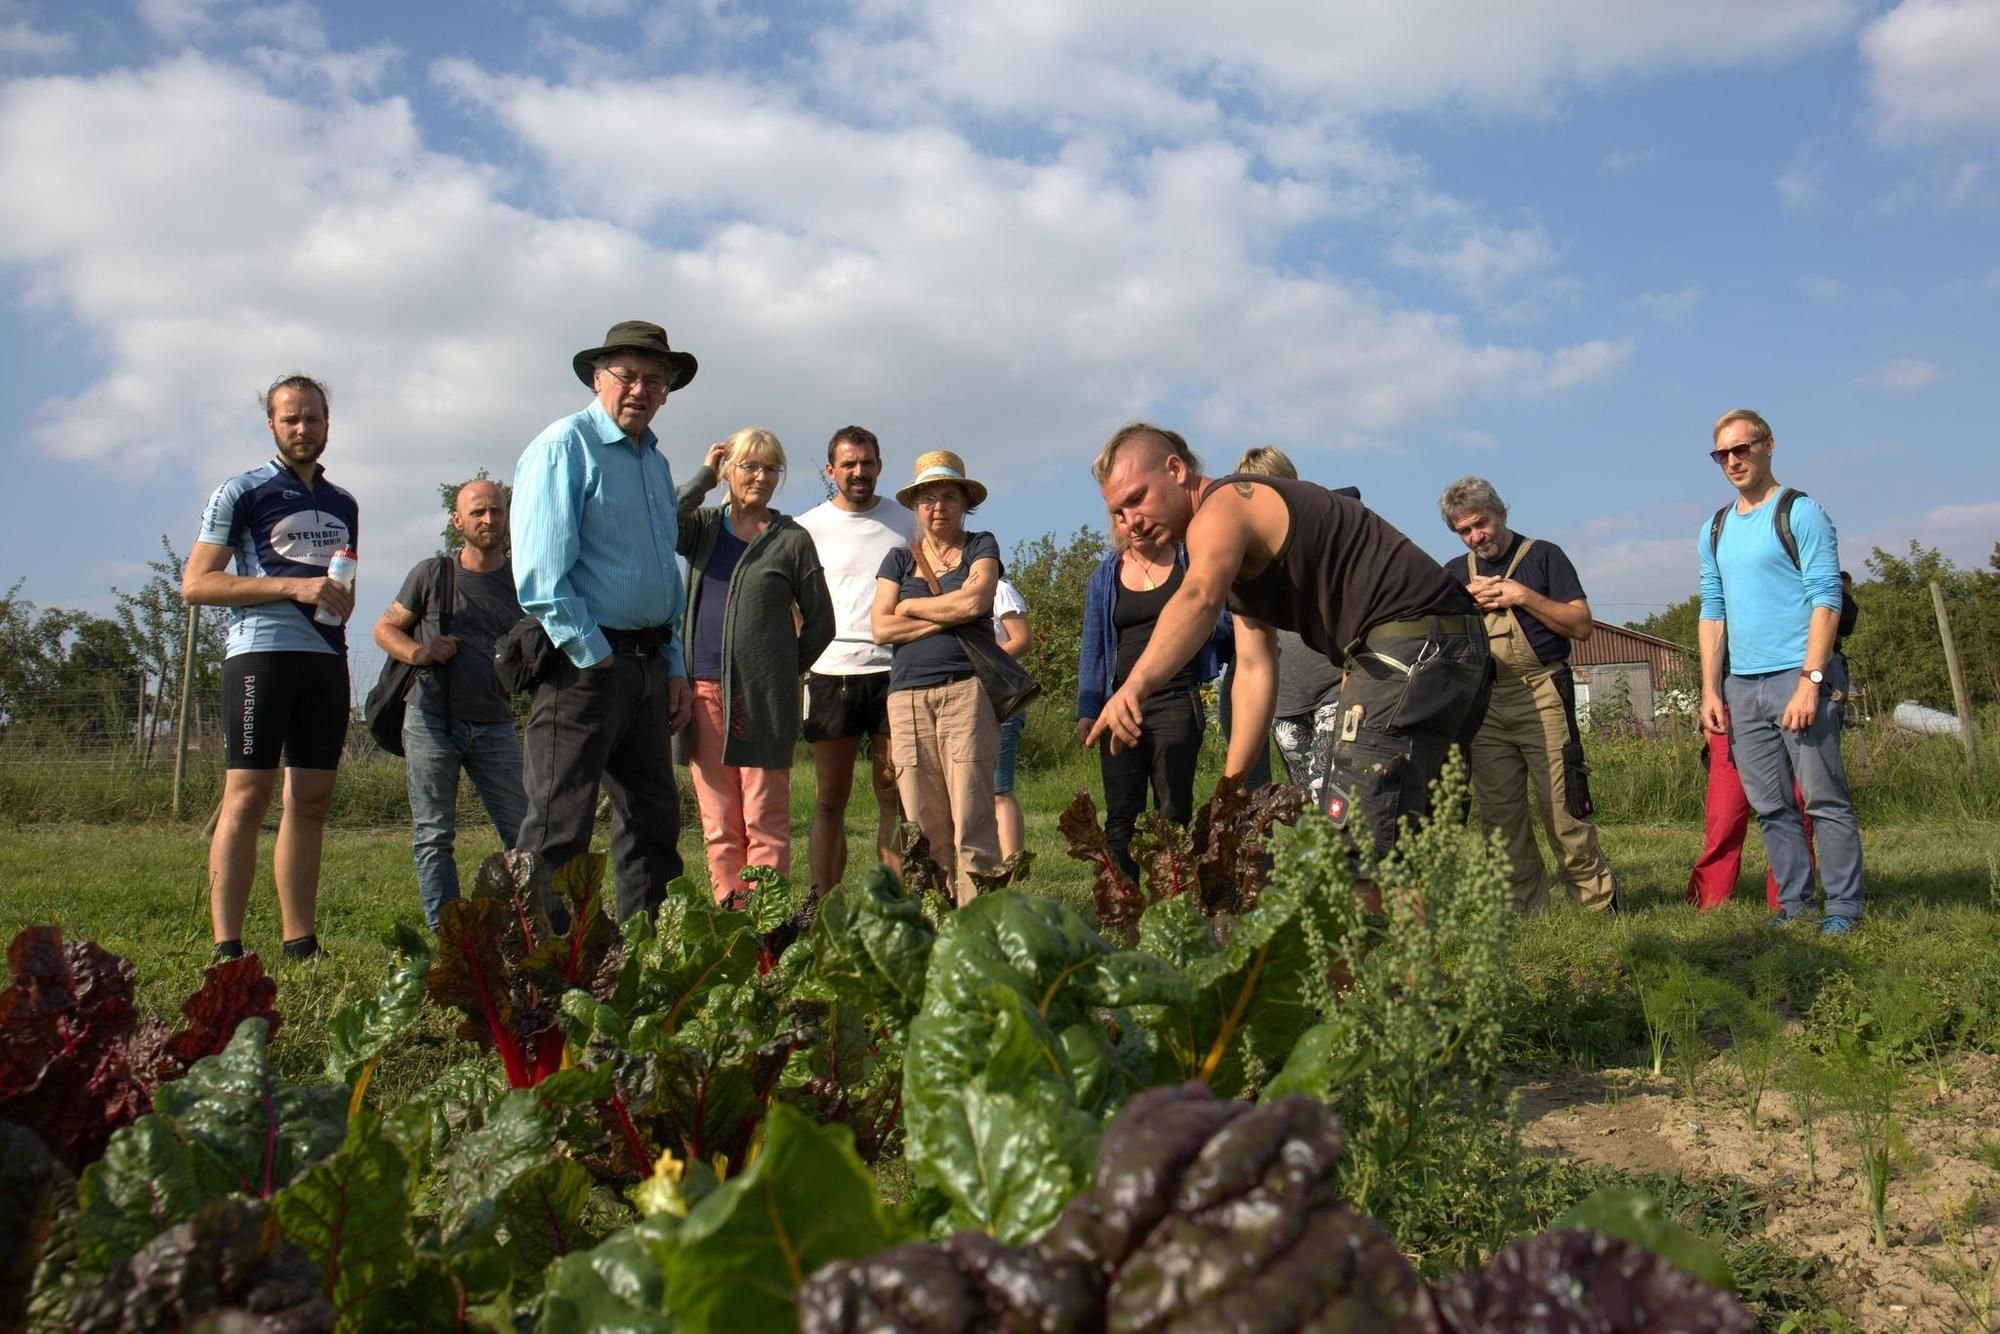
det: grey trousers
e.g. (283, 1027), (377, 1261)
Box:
(1723, 663), (1864, 920)
(518, 650), (684, 923)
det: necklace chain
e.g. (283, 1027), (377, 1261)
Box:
(924, 537), (962, 572)
(1126, 550), (1169, 590)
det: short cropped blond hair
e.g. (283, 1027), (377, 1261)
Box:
(1093, 422), (1201, 484)
(1233, 445), (1296, 479)
(1712, 408), (1773, 444)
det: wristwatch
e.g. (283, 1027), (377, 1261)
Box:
(1801, 668), (1825, 685)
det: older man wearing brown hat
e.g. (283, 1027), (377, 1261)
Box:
(511, 320), (700, 923)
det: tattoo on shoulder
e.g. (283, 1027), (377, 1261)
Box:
(1232, 481), (1255, 498)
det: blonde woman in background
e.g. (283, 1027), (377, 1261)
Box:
(676, 429), (835, 903)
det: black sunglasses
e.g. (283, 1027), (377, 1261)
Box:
(1709, 436), (1769, 466)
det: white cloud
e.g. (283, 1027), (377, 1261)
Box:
(1636, 286), (1702, 323)
(136, 0), (221, 39)
(1859, 357), (1945, 391)
(1862, 0), (2000, 141)
(1601, 147), (1658, 172)
(1945, 159), (1985, 204)
(1802, 275), (1843, 302)
(811, 0), (1863, 125)
(0, 15), (70, 58)
(1923, 500), (2000, 530)
(1384, 223), (1562, 316)
(0, 51), (1634, 619)
(554, 0), (632, 16)
(1775, 148), (1825, 210)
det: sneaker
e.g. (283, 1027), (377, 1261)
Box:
(1764, 912), (1799, 930)
(208, 941), (248, 967)
(1820, 915), (1857, 937)
(280, 935), (327, 962)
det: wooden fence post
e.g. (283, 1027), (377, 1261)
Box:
(172, 604), (199, 819)
(1930, 580), (1979, 767)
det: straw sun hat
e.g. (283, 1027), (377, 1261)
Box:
(894, 450), (990, 510)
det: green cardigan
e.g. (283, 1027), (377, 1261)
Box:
(674, 467), (836, 768)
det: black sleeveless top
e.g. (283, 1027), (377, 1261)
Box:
(1112, 562), (1193, 689)
(1206, 474), (1475, 660)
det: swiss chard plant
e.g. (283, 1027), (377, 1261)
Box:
(427, 850), (623, 1089)
(1058, 775), (1310, 943)
(800, 1083), (1756, 1333)
(0, 925), (282, 1172)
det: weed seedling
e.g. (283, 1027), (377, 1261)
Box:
(1827, 1038), (1906, 1250)
(1780, 1049), (1830, 1186)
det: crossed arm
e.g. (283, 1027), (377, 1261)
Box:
(871, 556), (999, 644)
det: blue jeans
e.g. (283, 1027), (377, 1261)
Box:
(405, 707), (529, 928)
(993, 713), (1026, 794)
(1723, 663), (1864, 920)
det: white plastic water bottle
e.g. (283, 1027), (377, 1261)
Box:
(315, 547), (357, 626)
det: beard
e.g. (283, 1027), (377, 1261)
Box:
(274, 435), (326, 467)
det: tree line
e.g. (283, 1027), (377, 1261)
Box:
(0, 538), (228, 754)
(1625, 540), (2000, 714)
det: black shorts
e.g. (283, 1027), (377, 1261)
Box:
(803, 671), (892, 743)
(222, 652), (350, 770)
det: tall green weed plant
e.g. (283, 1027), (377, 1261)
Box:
(1277, 756), (1520, 1271)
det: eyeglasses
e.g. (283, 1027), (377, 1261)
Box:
(914, 492), (963, 509)
(733, 461), (780, 478)
(600, 366), (672, 394)
(1709, 436), (1768, 466)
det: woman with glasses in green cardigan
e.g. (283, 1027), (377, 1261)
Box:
(676, 428), (835, 903)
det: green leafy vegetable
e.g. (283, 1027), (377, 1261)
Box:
(664, 1104), (910, 1333)
(271, 1112), (415, 1332)
(902, 890), (1187, 1241)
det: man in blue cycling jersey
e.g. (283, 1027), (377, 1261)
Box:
(183, 374), (359, 964)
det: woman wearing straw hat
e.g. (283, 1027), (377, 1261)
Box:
(870, 450), (1004, 905)
(675, 428), (835, 903)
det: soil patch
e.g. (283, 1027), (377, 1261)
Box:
(1515, 1055), (2000, 1332)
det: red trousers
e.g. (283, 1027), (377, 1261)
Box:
(1686, 729), (1814, 910)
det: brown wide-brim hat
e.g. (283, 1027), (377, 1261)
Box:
(571, 320), (699, 391)
(895, 449), (989, 510)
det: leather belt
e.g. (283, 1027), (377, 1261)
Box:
(602, 625), (672, 655)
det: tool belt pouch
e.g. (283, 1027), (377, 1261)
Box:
(1561, 739), (1595, 819)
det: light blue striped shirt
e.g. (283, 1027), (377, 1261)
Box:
(512, 400), (687, 675)
(1698, 491), (1841, 675)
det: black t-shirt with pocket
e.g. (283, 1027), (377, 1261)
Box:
(875, 532), (1003, 692)
(393, 556), (524, 722)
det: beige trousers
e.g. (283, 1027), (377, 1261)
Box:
(888, 675), (1000, 906)
(1470, 667), (1618, 913)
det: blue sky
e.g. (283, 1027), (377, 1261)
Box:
(2, 0), (1994, 676)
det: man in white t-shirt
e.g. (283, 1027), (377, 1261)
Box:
(794, 426), (916, 893)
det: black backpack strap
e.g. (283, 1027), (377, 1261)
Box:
(1774, 488), (1805, 570)
(1709, 505), (1729, 561)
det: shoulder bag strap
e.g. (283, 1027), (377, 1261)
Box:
(435, 554), (457, 722)
(438, 553), (457, 637)
(1503, 536), (1536, 580)
(909, 540), (945, 596)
